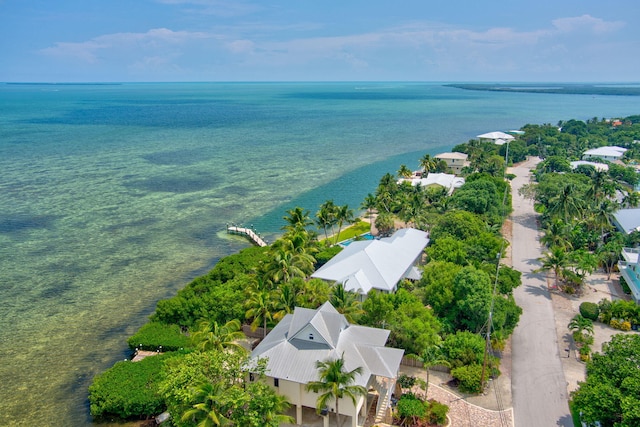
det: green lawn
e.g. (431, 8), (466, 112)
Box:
(322, 220), (371, 243)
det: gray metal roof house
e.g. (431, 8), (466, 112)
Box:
(249, 301), (404, 427)
(310, 228), (429, 295)
(612, 208), (640, 234)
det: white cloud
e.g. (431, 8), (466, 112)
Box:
(40, 28), (211, 63)
(552, 14), (625, 34)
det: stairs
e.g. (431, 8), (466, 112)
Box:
(374, 383), (393, 423)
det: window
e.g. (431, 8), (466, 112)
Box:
(308, 333), (314, 340)
(274, 378), (279, 387)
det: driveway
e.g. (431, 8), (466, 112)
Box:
(509, 158), (573, 427)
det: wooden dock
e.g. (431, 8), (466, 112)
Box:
(226, 225), (268, 247)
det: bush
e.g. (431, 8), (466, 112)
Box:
(398, 374), (417, 389)
(579, 302), (600, 321)
(428, 399), (449, 425)
(127, 322), (191, 352)
(451, 364), (484, 394)
(396, 393), (427, 421)
(314, 245), (343, 267)
(89, 354), (173, 419)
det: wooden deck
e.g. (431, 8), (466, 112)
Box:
(226, 225), (268, 247)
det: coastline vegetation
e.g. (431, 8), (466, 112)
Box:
(89, 113), (640, 426)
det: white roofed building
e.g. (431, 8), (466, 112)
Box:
(311, 228), (429, 295)
(582, 146), (627, 162)
(398, 172), (465, 195)
(570, 160), (609, 172)
(477, 131), (515, 146)
(248, 302), (404, 427)
(434, 152), (470, 174)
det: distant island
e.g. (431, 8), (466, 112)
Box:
(447, 83), (640, 96)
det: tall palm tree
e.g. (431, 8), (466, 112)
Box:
(272, 282), (297, 321)
(305, 356), (367, 427)
(409, 344), (449, 395)
(536, 246), (570, 289)
(245, 289), (274, 338)
(546, 183), (585, 222)
(329, 283), (363, 323)
(419, 154), (437, 175)
(190, 319), (246, 353)
(360, 193), (377, 219)
(263, 246), (315, 285)
(181, 382), (231, 427)
(540, 218), (573, 249)
(282, 207), (313, 233)
(397, 164), (413, 179)
(318, 200), (338, 239)
(334, 204), (355, 244)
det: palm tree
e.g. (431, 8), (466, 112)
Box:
(622, 190), (640, 208)
(540, 218), (573, 250)
(409, 344), (449, 395)
(190, 319), (246, 353)
(282, 207), (313, 233)
(305, 356), (367, 427)
(536, 246), (570, 289)
(360, 193), (377, 219)
(568, 314), (594, 337)
(258, 390), (295, 426)
(272, 282), (297, 321)
(318, 200), (338, 239)
(334, 204), (355, 244)
(419, 154), (437, 175)
(295, 279), (330, 308)
(329, 283), (363, 323)
(546, 183), (585, 222)
(263, 245), (315, 285)
(245, 289), (274, 338)
(181, 382), (231, 427)
(397, 164), (413, 179)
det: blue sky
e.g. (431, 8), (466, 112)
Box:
(1, 0), (639, 82)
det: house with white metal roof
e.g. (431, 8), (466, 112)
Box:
(311, 228), (429, 295)
(612, 208), (640, 235)
(582, 146), (628, 162)
(398, 172), (465, 195)
(477, 131), (515, 146)
(249, 301), (404, 427)
(570, 160), (609, 172)
(434, 152), (470, 174)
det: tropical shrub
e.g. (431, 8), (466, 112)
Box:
(398, 374), (417, 389)
(127, 322), (191, 352)
(427, 400), (449, 425)
(579, 302), (600, 321)
(89, 353), (174, 419)
(314, 245), (342, 267)
(451, 364), (484, 394)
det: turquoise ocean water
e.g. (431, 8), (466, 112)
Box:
(0, 82), (638, 426)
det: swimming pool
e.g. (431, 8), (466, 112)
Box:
(339, 232), (375, 246)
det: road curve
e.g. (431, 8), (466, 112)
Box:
(509, 158), (573, 427)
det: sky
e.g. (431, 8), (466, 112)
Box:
(1, 0), (639, 82)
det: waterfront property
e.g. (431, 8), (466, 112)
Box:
(397, 172), (465, 195)
(619, 247), (640, 303)
(477, 131), (515, 145)
(434, 152), (469, 174)
(248, 302), (404, 427)
(581, 145), (627, 162)
(311, 228), (429, 295)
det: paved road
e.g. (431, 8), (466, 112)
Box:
(509, 158), (573, 427)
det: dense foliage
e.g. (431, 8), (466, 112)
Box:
(89, 353), (174, 419)
(127, 322), (191, 352)
(572, 334), (640, 427)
